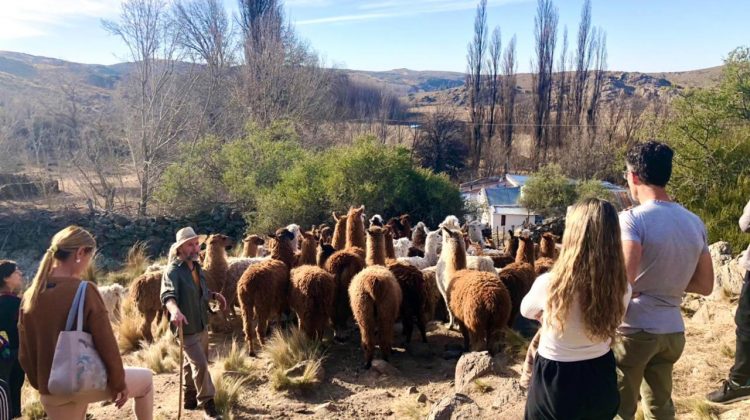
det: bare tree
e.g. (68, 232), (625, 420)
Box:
(571, 0), (594, 127)
(413, 107), (468, 178)
(587, 30), (607, 137)
(552, 26), (568, 150)
(484, 26), (502, 176)
(500, 35), (518, 174)
(236, 0), (334, 127)
(466, 0), (488, 174)
(531, 0), (558, 168)
(103, 0), (199, 216)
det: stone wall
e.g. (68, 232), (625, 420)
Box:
(0, 206), (246, 272)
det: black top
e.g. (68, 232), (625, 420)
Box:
(0, 294), (21, 349)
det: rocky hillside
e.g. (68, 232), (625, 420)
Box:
(0, 50), (723, 110)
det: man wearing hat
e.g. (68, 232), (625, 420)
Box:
(161, 227), (226, 420)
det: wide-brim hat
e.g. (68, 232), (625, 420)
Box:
(174, 227), (204, 249)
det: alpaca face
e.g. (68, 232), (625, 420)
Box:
(243, 235), (265, 246)
(207, 234), (233, 250)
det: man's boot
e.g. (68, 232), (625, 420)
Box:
(183, 389), (198, 410)
(202, 398), (222, 420)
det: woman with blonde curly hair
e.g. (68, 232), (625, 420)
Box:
(521, 198), (632, 419)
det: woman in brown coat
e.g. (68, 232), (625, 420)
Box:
(18, 226), (154, 420)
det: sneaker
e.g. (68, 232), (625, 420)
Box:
(183, 390), (198, 410)
(202, 398), (222, 420)
(707, 379), (750, 404)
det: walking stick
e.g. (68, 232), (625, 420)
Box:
(177, 323), (185, 420)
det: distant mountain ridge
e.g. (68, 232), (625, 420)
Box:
(0, 50), (725, 109)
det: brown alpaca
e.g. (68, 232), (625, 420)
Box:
(237, 228), (296, 356)
(534, 257), (555, 276)
(295, 230), (317, 267)
(316, 241), (336, 268)
(387, 260), (428, 344)
(399, 214), (413, 239)
(383, 227), (397, 260)
(130, 271), (163, 343)
(348, 265), (402, 368)
(289, 265), (336, 340)
(421, 267), (447, 322)
(345, 205), (366, 250)
(473, 244), (514, 269)
(504, 230), (519, 258)
(539, 233), (560, 259)
(498, 261), (536, 327)
(516, 235), (536, 265)
(319, 226), (333, 244)
(442, 227), (512, 353)
(324, 249), (366, 341)
(331, 212), (347, 250)
(242, 235), (265, 258)
(365, 226), (387, 266)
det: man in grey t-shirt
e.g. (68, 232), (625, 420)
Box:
(614, 141), (714, 420)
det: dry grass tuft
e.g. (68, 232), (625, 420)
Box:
(211, 368), (248, 419)
(21, 383), (46, 420)
(504, 328), (530, 361)
(219, 341), (257, 377)
(263, 327), (326, 390)
(473, 378), (493, 393)
(132, 335), (180, 374)
(393, 397), (429, 420)
(721, 343), (735, 359)
(687, 398), (720, 420)
(117, 298), (145, 353)
(125, 241), (151, 277)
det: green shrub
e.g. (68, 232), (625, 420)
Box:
(576, 179), (614, 202)
(519, 164), (578, 217)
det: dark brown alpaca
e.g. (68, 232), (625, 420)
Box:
(237, 228), (296, 356)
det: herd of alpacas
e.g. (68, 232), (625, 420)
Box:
(108, 206), (560, 369)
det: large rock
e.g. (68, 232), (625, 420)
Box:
(454, 351), (495, 392)
(709, 241), (745, 298)
(427, 393), (481, 420)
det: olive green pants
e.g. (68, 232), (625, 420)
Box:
(614, 331), (686, 420)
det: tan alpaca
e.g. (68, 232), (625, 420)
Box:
(289, 265), (336, 340)
(241, 234), (265, 258)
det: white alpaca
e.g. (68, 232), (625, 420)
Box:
(286, 224), (302, 250)
(439, 215), (461, 230)
(466, 221), (485, 247)
(98, 284), (127, 322)
(398, 228), (442, 269)
(393, 237), (412, 258)
(435, 227), (497, 330)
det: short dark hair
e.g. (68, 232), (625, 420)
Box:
(0, 260), (17, 287)
(626, 141), (674, 187)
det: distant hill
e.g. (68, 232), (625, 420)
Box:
(0, 50), (726, 113)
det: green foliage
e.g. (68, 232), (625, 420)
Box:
(252, 137), (464, 232)
(519, 164), (578, 217)
(576, 179), (614, 202)
(665, 46), (750, 250)
(156, 135), (226, 214)
(158, 127), (465, 233)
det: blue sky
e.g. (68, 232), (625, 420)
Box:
(0, 0), (748, 73)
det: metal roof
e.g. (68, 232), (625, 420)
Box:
(484, 186), (522, 206)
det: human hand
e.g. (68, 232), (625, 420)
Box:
(171, 310), (189, 327)
(113, 387), (129, 409)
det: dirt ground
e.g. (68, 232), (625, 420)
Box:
(41, 292), (745, 420)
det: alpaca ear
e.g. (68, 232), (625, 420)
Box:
(332, 212), (339, 222)
(198, 235), (208, 245)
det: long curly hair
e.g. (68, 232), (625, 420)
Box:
(545, 198), (628, 342)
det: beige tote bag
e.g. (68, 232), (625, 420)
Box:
(48, 281), (108, 395)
